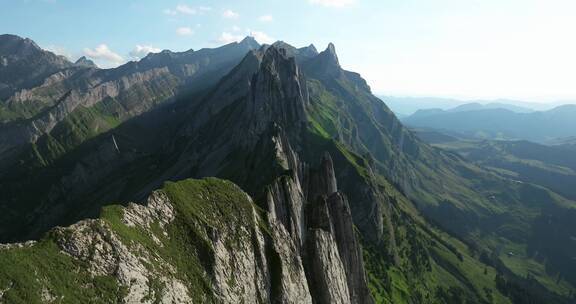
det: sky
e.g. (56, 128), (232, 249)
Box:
(1, 0), (576, 103)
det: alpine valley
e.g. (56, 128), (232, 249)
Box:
(0, 34), (575, 304)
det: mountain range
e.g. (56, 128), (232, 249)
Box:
(0, 34), (574, 303)
(403, 104), (576, 143)
(379, 96), (562, 116)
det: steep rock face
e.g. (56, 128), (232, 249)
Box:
(267, 174), (306, 250)
(271, 41), (319, 64)
(0, 178), (317, 303)
(266, 130), (374, 304)
(303, 195), (351, 304)
(305, 228), (351, 304)
(266, 216), (314, 304)
(0, 36), (260, 159)
(0, 34), (74, 99)
(241, 46), (308, 146)
(334, 162), (385, 244)
(150, 45), (310, 188)
(304, 43), (342, 78)
(304, 154), (374, 304)
(326, 192), (374, 304)
(74, 56), (98, 68)
(41, 190), (193, 303)
(306, 153), (338, 201)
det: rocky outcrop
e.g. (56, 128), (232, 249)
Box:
(267, 175), (307, 250)
(271, 41), (319, 64)
(0, 34), (74, 99)
(327, 192), (374, 304)
(306, 228), (351, 304)
(266, 133), (374, 303)
(0, 178), (318, 303)
(55, 191), (192, 304)
(266, 217), (314, 304)
(250, 46), (308, 130)
(303, 154), (375, 304)
(304, 43), (343, 78)
(74, 56), (98, 68)
(306, 153), (338, 201)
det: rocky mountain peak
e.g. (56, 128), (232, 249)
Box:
(267, 41), (319, 63)
(239, 36), (260, 49)
(0, 34), (42, 56)
(301, 44), (319, 56)
(303, 42), (342, 78)
(74, 56), (98, 68)
(246, 45), (308, 134)
(307, 152), (338, 202)
(0, 34), (74, 99)
(262, 44), (291, 63)
(323, 43), (339, 66)
(139, 49), (177, 65)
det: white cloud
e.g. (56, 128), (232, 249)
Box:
(249, 31), (274, 44)
(83, 44), (124, 67)
(222, 9), (239, 19)
(176, 4), (196, 15)
(258, 15), (273, 22)
(217, 32), (244, 44)
(163, 8), (177, 15)
(216, 30), (275, 45)
(129, 45), (161, 59)
(231, 25), (242, 32)
(164, 4), (210, 16)
(309, 0), (356, 8)
(176, 27), (194, 36)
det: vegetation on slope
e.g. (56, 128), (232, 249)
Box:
(0, 239), (125, 303)
(303, 73), (576, 303)
(0, 177), (263, 303)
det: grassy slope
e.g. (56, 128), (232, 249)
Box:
(431, 139), (576, 201)
(0, 177), (260, 303)
(304, 75), (575, 302)
(0, 239), (125, 304)
(420, 136), (576, 294)
(305, 109), (509, 303)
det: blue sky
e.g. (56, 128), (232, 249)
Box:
(2, 0), (576, 102)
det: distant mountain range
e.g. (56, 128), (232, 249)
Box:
(380, 96), (566, 116)
(408, 102), (535, 120)
(403, 103), (576, 143)
(0, 34), (574, 303)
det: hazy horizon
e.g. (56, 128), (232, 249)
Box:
(377, 94), (576, 106)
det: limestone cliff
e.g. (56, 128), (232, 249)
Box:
(0, 173), (372, 303)
(266, 132), (374, 303)
(0, 178), (316, 303)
